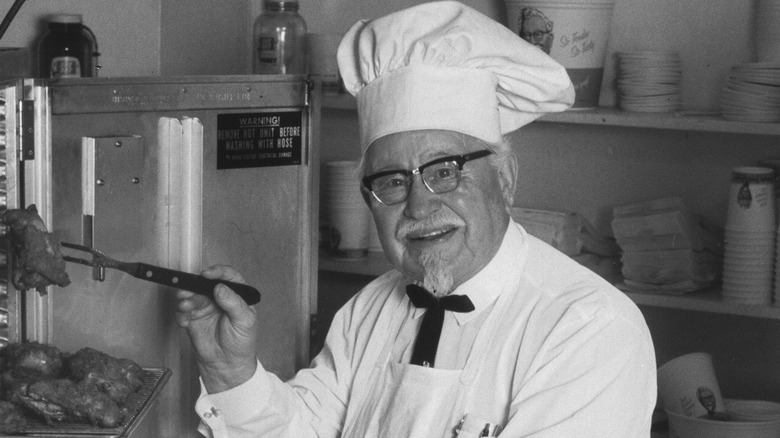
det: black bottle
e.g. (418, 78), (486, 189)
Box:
(38, 14), (98, 78)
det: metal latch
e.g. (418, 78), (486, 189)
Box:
(19, 100), (34, 160)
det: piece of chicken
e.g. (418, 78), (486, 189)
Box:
(1, 341), (64, 378)
(0, 343), (145, 430)
(0, 400), (27, 434)
(1, 205), (70, 292)
(67, 347), (144, 405)
(0, 342), (64, 402)
(11, 378), (125, 427)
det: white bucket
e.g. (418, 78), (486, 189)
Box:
(504, 0), (616, 108)
(657, 352), (726, 419)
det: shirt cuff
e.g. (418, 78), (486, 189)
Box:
(195, 359), (272, 434)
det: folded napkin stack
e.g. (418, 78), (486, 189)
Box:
(611, 197), (723, 293)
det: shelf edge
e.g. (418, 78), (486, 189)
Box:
(320, 254), (780, 320)
(322, 98), (780, 136)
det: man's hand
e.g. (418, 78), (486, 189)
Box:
(175, 265), (259, 393)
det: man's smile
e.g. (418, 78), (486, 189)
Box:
(406, 226), (459, 243)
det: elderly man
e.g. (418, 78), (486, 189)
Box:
(175, 2), (657, 437)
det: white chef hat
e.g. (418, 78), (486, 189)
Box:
(337, 0), (575, 153)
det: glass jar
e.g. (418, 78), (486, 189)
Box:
(37, 14), (98, 78)
(252, 1), (307, 74)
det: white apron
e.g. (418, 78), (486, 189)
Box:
(342, 285), (513, 438)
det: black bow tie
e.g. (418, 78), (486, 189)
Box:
(406, 284), (475, 367)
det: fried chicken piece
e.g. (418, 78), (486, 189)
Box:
(12, 378), (124, 427)
(0, 400), (27, 434)
(1, 205), (70, 292)
(1, 342), (64, 378)
(67, 347), (143, 405)
(0, 342), (64, 402)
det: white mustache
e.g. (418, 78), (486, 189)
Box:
(397, 213), (465, 239)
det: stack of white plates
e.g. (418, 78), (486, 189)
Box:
(757, 0), (780, 62)
(617, 51), (682, 113)
(720, 63), (780, 123)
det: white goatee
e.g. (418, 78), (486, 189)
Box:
(419, 250), (454, 296)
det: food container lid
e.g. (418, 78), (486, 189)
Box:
(47, 14), (83, 24)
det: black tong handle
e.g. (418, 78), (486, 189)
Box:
(129, 263), (261, 305)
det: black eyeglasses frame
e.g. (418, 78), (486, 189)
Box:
(361, 149), (494, 205)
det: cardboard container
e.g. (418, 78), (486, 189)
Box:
(657, 352), (726, 419)
(504, 0), (615, 108)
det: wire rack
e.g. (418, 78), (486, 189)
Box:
(17, 367), (171, 437)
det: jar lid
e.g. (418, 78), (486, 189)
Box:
(732, 166), (775, 184)
(47, 14), (83, 24)
(264, 1), (299, 11)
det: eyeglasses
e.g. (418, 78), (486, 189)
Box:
(521, 30), (549, 41)
(362, 149), (493, 205)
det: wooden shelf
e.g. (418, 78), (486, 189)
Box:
(319, 253), (780, 321)
(322, 94), (780, 136)
(626, 289), (780, 320)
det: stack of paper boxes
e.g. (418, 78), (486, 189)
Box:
(511, 207), (622, 283)
(611, 197), (723, 293)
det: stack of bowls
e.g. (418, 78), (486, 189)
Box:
(666, 408), (780, 438)
(757, 0), (780, 62)
(720, 63), (780, 123)
(722, 167), (777, 305)
(727, 399), (780, 422)
(617, 51), (682, 113)
(325, 161), (371, 258)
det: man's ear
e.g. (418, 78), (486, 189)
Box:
(498, 153), (518, 207)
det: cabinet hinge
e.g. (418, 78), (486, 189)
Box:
(305, 79), (314, 108)
(19, 99), (35, 160)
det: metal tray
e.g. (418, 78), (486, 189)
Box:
(13, 367), (171, 437)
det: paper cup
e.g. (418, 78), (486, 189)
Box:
(504, 0), (616, 108)
(328, 203), (371, 257)
(657, 352), (726, 418)
(725, 167), (776, 233)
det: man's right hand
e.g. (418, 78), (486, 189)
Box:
(175, 265), (259, 393)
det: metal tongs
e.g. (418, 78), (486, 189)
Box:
(61, 242), (261, 305)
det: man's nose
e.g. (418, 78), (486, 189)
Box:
(404, 175), (440, 219)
